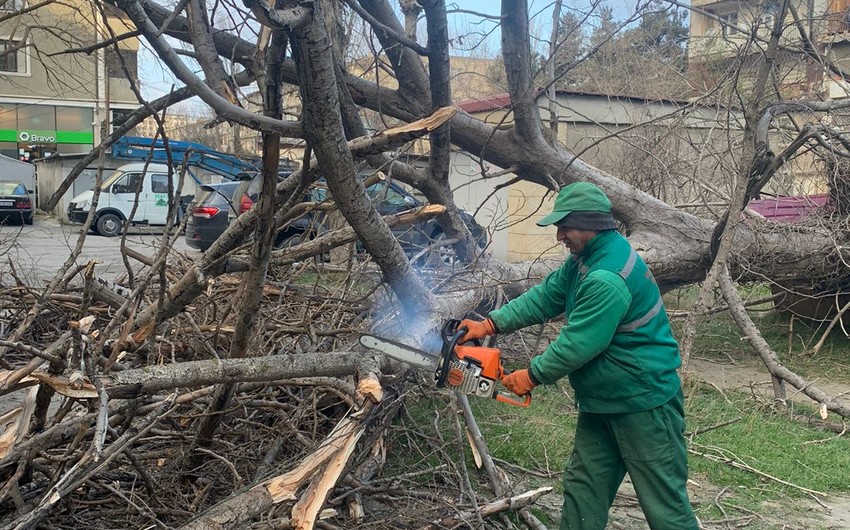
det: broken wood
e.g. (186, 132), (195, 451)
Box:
(418, 486), (553, 530)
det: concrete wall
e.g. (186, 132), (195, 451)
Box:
(35, 156), (124, 218)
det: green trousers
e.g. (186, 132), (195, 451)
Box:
(560, 388), (698, 530)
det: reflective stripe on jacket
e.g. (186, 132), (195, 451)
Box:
(489, 230), (681, 413)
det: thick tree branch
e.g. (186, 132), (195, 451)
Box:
(289, 0), (434, 320)
(115, 0), (302, 137)
(500, 0), (547, 146)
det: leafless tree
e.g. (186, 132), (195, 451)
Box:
(3, 0), (850, 528)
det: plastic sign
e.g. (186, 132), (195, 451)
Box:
(18, 130), (57, 143)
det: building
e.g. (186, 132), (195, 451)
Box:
(688, 0), (850, 98)
(0, 0), (139, 164)
(455, 91), (733, 262)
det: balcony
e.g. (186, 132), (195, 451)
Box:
(826, 11), (850, 35)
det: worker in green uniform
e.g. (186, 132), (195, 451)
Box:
(461, 182), (699, 530)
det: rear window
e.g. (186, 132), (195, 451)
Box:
(201, 184), (239, 208)
(0, 182), (25, 195)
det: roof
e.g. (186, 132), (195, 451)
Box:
(455, 90), (707, 114)
(456, 93), (513, 113)
(747, 194), (829, 222)
(0, 153), (33, 168)
(111, 162), (173, 173)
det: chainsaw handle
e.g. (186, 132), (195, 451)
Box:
(496, 391), (532, 408)
(445, 319), (481, 346)
(497, 367), (532, 407)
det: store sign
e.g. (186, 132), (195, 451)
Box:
(0, 129), (94, 144)
(18, 130), (57, 143)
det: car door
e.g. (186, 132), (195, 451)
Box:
(109, 172), (146, 221)
(147, 173), (171, 225)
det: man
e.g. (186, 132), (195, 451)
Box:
(461, 182), (698, 530)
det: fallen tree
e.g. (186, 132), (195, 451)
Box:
(2, 0), (850, 528)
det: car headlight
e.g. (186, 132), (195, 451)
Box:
(75, 199), (90, 211)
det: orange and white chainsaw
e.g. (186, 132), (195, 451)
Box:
(360, 319), (531, 408)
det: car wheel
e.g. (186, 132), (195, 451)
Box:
(96, 213), (123, 237)
(23, 213), (33, 225)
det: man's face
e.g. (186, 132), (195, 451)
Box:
(556, 225), (596, 255)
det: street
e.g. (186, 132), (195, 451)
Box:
(0, 213), (201, 284)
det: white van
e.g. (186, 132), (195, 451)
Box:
(67, 163), (183, 236)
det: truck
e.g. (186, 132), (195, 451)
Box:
(67, 137), (258, 236)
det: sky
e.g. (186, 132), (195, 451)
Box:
(138, 0), (650, 105)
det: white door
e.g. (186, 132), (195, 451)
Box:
(109, 172), (146, 222)
(147, 173), (171, 225)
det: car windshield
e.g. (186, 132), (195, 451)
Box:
(0, 182), (25, 195)
(366, 182), (410, 207)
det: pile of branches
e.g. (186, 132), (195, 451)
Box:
(0, 252), (552, 529)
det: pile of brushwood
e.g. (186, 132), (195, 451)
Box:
(0, 253), (554, 530)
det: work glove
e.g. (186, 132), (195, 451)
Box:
(502, 369), (537, 397)
(459, 318), (496, 343)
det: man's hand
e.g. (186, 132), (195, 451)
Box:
(459, 318), (496, 342)
(502, 369), (537, 396)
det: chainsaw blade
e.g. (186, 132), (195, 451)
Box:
(359, 334), (440, 370)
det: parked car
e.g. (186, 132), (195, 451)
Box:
(230, 174), (488, 262)
(68, 163), (184, 236)
(184, 181), (241, 251)
(0, 180), (33, 225)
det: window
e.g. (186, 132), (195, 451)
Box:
(759, 0), (780, 30)
(366, 182), (412, 208)
(105, 48), (138, 83)
(56, 107), (93, 136)
(0, 182), (24, 194)
(112, 173), (142, 194)
(150, 174), (169, 194)
(17, 104), (54, 131)
(0, 39), (24, 73)
(720, 12), (739, 37)
(0, 0), (23, 11)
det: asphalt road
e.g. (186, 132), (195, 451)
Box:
(0, 213), (201, 284)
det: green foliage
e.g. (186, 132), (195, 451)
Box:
(550, 0), (690, 98)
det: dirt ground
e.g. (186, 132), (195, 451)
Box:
(571, 356), (850, 530)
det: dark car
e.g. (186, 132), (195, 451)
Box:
(184, 181), (240, 251)
(0, 181), (33, 225)
(231, 174), (487, 263)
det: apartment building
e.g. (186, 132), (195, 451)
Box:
(689, 0), (850, 98)
(0, 0), (139, 163)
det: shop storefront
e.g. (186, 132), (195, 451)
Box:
(0, 103), (95, 162)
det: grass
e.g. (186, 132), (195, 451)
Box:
(686, 385), (850, 494)
(667, 284), (850, 383)
(391, 284), (850, 528)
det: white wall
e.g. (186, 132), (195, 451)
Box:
(448, 150), (512, 261)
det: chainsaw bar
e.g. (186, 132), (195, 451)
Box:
(359, 334), (440, 370)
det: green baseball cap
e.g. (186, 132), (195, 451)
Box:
(536, 182), (613, 227)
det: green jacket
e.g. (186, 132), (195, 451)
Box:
(489, 230), (681, 413)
